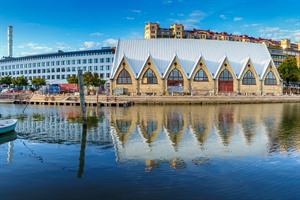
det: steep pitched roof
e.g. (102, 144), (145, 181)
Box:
(112, 39), (273, 79)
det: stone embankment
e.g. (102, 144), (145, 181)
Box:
(3, 93), (298, 106)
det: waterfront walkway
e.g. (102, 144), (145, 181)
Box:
(2, 93), (299, 106)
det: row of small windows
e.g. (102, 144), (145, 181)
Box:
(1, 65), (110, 73)
(116, 69), (277, 85)
(1, 66), (111, 76)
(0, 51), (114, 64)
(14, 73), (111, 81)
(0, 58), (113, 70)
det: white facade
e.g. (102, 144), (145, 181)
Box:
(0, 48), (115, 84)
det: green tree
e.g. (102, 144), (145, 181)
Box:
(83, 71), (94, 87)
(277, 56), (300, 85)
(66, 75), (78, 84)
(12, 76), (28, 88)
(31, 77), (46, 89)
(0, 75), (13, 85)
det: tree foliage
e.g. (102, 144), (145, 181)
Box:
(31, 77), (46, 88)
(12, 76), (28, 87)
(0, 76), (13, 85)
(68, 72), (106, 87)
(66, 75), (78, 84)
(277, 56), (300, 85)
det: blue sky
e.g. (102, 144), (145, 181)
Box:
(0, 0), (299, 58)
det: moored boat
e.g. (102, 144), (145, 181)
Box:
(0, 119), (18, 134)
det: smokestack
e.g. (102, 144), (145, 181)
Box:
(8, 26), (13, 57)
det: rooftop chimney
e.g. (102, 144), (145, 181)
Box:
(8, 26), (13, 57)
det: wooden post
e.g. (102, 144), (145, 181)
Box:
(78, 70), (87, 127)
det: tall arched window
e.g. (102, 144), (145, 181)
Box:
(219, 69), (233, 81)
(142, 69), (158, 84)
(264, 71), (277, 85)
(168, 68), (183, 86)
(242, 70), (256, 85)
(117, 69), (132, 84)
(194, 69), (208, 81)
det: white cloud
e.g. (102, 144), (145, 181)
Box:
(242, 24), (260, 28)
(163, 0), (172, 4)
(83, 41), (100, 48)
(189, 10), (205, 17)
(178, 13), (184, 17)
(126, 17), (135, 20)
(103, 39), (118, 47)
(27, 43), (53, 51)
(220, 15), (226, 19)
(233, 17), (243, 21)
(131, 10), (141, 13)
(90, 32), (103, 36)
(233, 31), (241, 35)
(258, 26), (300, 42)
(259, 27), (280, 33)
(56, 42), (71, 50)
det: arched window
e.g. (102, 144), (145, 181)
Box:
(168, 68), (183, 82)
(194, 69), (208, 81)
(142, 69), (157, 84)
(242, 70), (256, 85)
(219, 69), (233, 81)
(264, 71), (277, 85)
(117, 69), (132, 84)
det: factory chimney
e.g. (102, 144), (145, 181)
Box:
(8, 26), (13, 57)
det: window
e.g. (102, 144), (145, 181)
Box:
(100, 58), (104, 63)
(142, 69), (158, 84)
(88, 59), (93, 64)
(219, 69), (233, 81)
(117, 69), (132, 84)
(264, 71), (277, 85)
(106, 65), (110, 70)
(194, 69), (208, 81)
(242, 70), (256, 85)
(106, 58), (110, 63)
(82, 59), (87, 64)
(168, 68), (183, 81)
(94, 58), (98, 63)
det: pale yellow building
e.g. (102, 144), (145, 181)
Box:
(110, 39), (282, 96)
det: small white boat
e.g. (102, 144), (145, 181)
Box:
(0, 119), (18, 134)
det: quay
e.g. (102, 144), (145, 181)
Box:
(1, 93), (300, 107)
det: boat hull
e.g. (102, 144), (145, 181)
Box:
(0, 119), (18, 134)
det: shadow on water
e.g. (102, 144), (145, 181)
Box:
(0, 131), (17, 145)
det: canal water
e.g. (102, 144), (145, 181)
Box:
(0, 103), (299, 200)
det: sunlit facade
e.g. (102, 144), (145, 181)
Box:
(110, 39), (283, 96)
(0, 48), (115, 85)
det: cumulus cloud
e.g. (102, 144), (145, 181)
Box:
(233, 17), (243, 21)
(126, 17), (135, 20)
(163, 0), (172, 4)
(189, 10), (205, 17)
(103, 39), (118, 47)
(220, 15), (226, 19)
(90, 32), (103, 36)
(83, 41), (100, 48)
(242, 24), (260, 28)
(131, 10), (141, 13)
(27, 43), (53, 51)
(258, 26), (300, 42)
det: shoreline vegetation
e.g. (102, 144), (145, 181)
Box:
(0, 93), (300, 105)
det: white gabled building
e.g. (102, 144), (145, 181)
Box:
(110, 39), (282, 95)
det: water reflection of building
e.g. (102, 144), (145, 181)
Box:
(16, 110), (112, 144)
(109, 104), (294, 168)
